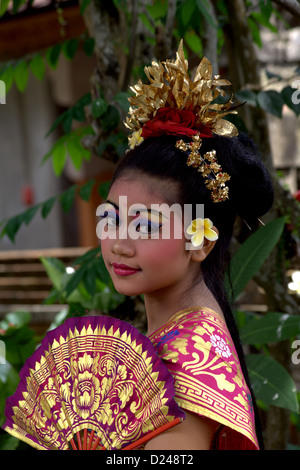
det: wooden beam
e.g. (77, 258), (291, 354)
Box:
(0, 4), (86, 61)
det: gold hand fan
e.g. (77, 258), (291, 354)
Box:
(3, 316), (185, 450)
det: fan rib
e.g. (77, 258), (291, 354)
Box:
(76, 431), (82, 450)
(83, 429), (88, 450)
(87, 429), (95, 450)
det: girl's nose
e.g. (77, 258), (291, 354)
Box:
(111, 233), (135, 257)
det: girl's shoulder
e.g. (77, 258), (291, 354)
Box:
(149, 306), (229, 344)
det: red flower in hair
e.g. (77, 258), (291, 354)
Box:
(141, 107), (213, 139)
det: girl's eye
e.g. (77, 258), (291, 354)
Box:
(135, 220), (162, 234)
(99, 210), (119, 227)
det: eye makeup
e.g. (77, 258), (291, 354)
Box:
(99, 199), (166, 235)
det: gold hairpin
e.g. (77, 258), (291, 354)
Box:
(175, 134), (230, 203)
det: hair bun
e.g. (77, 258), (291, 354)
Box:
(203, 133), (274, 222)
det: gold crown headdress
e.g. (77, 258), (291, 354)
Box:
(125, 40), (240, 203)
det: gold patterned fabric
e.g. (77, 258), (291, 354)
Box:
(149, 307), (259, 450)
(3, 316), (184, 450)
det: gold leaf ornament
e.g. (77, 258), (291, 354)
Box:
(125, 39), (239, 140)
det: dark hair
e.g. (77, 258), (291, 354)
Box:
(110, 133), (274, 449)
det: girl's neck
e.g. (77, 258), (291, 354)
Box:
(144, 276), (224, 336)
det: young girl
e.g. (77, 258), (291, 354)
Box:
(98, 44), (274, 450)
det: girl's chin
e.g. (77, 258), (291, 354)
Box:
(112, 282), (143, 297)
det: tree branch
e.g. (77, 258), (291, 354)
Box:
(202, 0), (219, 74)
(271, 0), (300, 18)
(121, 0), (139, 91)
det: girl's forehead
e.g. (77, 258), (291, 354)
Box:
(109, 174), (178, 205)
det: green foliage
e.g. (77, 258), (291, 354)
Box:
(236, 76), (300, 118)
(238, 311), (300, 344)
(246, 354), (298, 413)
(45, 126), (93, 177)
(225, 217), (286, 301)
(225, 218), (299, 413)
(236, 310), (300, 412)
(0, 36), (94, 94)
(40, 248), (125, 313)
(0, 312), (39, 422)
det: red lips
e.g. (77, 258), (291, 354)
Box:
(111, 263), (141, 276)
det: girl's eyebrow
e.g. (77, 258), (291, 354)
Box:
(105, 199), (119, 211)
(105, 199), (168, 220)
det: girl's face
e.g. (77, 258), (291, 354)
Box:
(99, 174), (200, 298)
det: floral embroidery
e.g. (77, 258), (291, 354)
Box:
(210, 334), (232, 358)
(186, 218), (218, 248)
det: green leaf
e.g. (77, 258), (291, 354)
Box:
(80, 0), (92, 14)
(62, 39), (79, 61)
(40, 257), (66, 290)
(196, 0), (217, 28)
(235, 89), (258, 107)
(92, 98), (108, 119)
(12, 0), (26, 14)
(240, 312), (300, 344)
(101, 105), (120, 132)
(246, 354), (299, 413)
(52, 140), (67, 176)
(0, 434), (21, 450)
(2, 214), (23, 242)
(184, 31), (202, 54)
(83, 37), (95, 57)
(79, 179), (95, 201)
(30, 54), (45, 80)
(64, 266), (86, 297)
(259, 0), (272, 21)
(113, 91), (130, 112)
(98, 180), (111, 199)
(45, 111), (68, 138)
(146, 0), (168, 19)
(0, 64), (14, 93)
(24, 204), (40, 225)
(0, 311), (31, 330)
(72, 247), (101, 266)
(46, 44), (61, 69)
(180, 0), (196, 26)
(67, 139), (82, 170)
(0, 0), (10, 16)
(83, 265), (97, 296)
(59, 185), (77, 213)
(257, 90), (284, 118)
(14, 61), (29, 92)
(225, 217), (286, 301)
(41, 196), (56, 218)
(62, 111), (73, 134)
(72, 105), (85, 123)
(45, 94), (91, 137)
(247, 17), (262, 48)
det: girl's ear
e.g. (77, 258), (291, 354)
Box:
(190, 226), (219, 263)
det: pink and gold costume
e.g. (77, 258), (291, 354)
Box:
(149, 307), (259, 450)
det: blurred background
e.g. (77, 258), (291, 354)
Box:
(0, 0), (299, 450)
